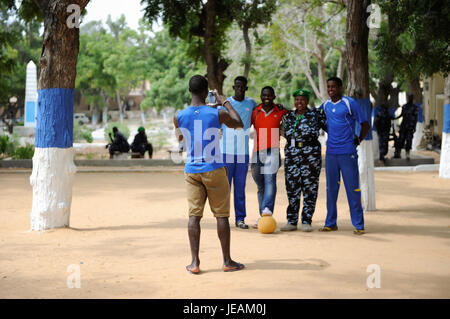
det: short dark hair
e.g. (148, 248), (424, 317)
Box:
(112, 127), (118, 133)
(327, 77), (343, 87)
(234, 76), (248, 86)
(261, 86), (275, 95)
(189, 75), (208, 94)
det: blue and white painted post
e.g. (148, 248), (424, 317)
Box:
(24, 61), (38, 128)
(412, 103), (424, 150)
(30, 89), (77, 230)
(356, 98), (376, 211)
(371, 106), (380, 160)
(439, 76), (450, 179)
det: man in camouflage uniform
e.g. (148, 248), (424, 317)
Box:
(280, 89), (327, 232)
(374, 104), (393, 164)
(394, 94), (419, 159)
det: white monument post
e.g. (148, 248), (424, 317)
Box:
(24, 61), (38, 127)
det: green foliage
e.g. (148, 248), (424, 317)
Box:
(143, 0), (239, 60)
(0, 2), (41, 105)
(12, 144), (34, 159)
(140, 29), (204, 111)
(76, 21), (117, 112)
(0, 133), (22, 159)
(104, 122), (130, 141)
(73, 121), (93, 143)
(375, 0), (450, 79)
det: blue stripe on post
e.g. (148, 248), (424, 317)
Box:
(417, 103), (423, 123)
(35, 88), (74, 148)
(444, 104), (450, 134)
(355, 98), (373, 140)
(371, 106), (381, 132)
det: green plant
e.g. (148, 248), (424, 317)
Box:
(104, 122), (130, 141)
(0, 134), (19, 158)
(73, 121), (93, 143)
(12, 144), (34, 159)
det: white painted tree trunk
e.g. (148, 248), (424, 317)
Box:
(439, 75), (449, 178)
(372, 130), (380, 160)
(358, 140), (376, 211)
(439, 133), (450, 178)
(412, 122), (424, 151)
(30, 148), (77, 231)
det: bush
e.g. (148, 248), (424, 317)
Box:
(0, 134), (19, 158)
(73, 121), (93, 143)
(104, 122), (130, 142)
(12, 144), (34, 159)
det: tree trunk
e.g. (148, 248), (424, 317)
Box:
(317, 44), (328, 101)
(116, 90), (123, 122)
(242, 25), (251, 79)
(374, 71), (393, 107)
(30, 0), (89, 231)
(406, 78), (423, 104)
(345, 0), (376, 212)
(336, 51), (346, 80)
(204, 0), (228, 94)
(439, 75), (450, 178)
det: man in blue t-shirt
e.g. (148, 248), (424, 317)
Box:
(319, 77), (370, 235)
(173, 75), (245, 274)
(220, 76), (257, 229)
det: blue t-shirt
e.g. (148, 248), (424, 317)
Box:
(219, 96), (257, 155)
(177, 105), (225, 173)
(320, 96), (367, 154)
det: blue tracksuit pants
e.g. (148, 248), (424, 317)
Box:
(223, 154), (249, 222)
(325, 152), (364, 230)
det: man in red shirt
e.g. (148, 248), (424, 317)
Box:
(251, 86), (288, 226)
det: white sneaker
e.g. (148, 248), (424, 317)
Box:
(262, 207), (273, 216)
(301, 223), (313, 232)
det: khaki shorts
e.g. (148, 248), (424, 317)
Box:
(184, 166), (230, 218)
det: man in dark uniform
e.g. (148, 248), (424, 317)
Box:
(394, 94), (419, 159)
(131, 126), (153, 158)
(374, 104), (393, 164)
(280, 89), (327, 232)
(107, 126), (130, 159)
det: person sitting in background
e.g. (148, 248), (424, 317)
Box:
(131, 126), (153, 159)
(107, 126), (130, 159)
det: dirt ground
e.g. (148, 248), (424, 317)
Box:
(0, 169), (449, 299)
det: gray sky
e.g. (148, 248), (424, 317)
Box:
(82, 0), (149, 30)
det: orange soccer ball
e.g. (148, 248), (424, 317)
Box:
(257, 215), (277, 234)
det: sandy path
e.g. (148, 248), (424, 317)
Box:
(0, 169), (449, 298)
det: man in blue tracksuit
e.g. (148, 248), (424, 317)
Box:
(220, 76), (257, 229)
(319, 77), (370, 235)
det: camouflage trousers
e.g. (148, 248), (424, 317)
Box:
(396, 128), (415, 152)
(378, 132), (390, 159)
(284, 150), (322, 225)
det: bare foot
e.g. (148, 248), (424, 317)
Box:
(223, 260), (245, 272)
(186, 261), (200, 274)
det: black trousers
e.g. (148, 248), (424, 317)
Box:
(132, 143), (153, 158)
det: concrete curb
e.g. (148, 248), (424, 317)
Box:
(374, 164), (440, 172)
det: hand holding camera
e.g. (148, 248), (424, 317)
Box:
(208, 89), (227, 107)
